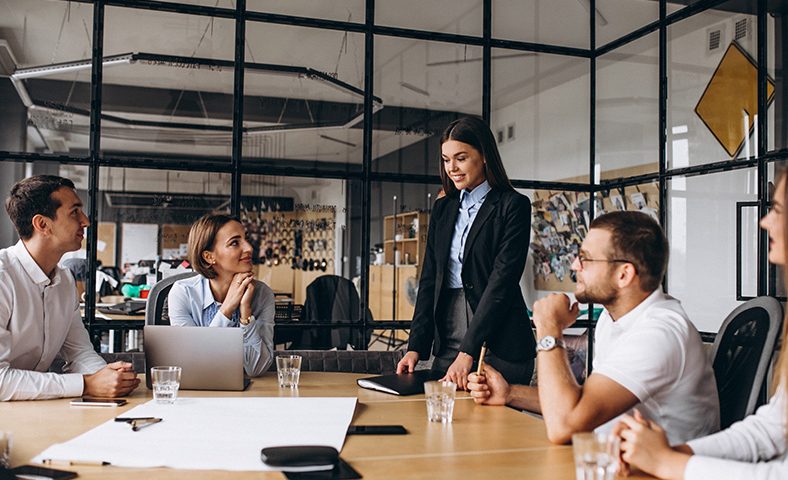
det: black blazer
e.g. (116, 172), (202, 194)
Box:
(408, 188), (536, 363)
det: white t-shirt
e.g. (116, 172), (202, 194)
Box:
(592, 289), (720, 444)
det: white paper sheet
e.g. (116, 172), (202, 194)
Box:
(34, 397), (357, 471)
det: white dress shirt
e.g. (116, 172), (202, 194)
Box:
(0, 241), (106, 401)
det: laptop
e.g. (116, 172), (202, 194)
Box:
(99, 299), (147, 315)
(144, 325), (250, 391)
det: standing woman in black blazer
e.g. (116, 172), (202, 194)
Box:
(396, 116), (536, 389)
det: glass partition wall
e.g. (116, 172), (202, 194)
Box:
(0, 0), (783, 353)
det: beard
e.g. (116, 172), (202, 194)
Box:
(575, 279), (618, 305)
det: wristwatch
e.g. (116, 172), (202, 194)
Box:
(536, 335), (566, 353)
(240, 314), (255, 326)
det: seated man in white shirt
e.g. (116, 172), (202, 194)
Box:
(468, 211), (719, 445)
(0, 175), (140, 401)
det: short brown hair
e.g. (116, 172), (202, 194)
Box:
(188, 213), (239, 279)
(5, 175), (76, 240)
(589, 211), (669, 292)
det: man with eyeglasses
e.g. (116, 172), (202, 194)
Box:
(468, 211), (719, 445)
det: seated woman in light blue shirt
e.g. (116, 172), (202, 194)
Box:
(167, 213), (275, 377)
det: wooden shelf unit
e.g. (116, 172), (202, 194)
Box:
(382, 211), (429, 269)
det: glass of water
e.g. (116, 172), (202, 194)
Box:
(424, 380), (457, 423)
(276, 355), (302, 388)
(572, 432), (621, 480)
(151, 366), (182, 404)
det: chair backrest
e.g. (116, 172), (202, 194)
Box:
(268, 350), (403, 374)
(711, 296), (783, 429)
(295, 275), (372, 350)
(144, 272), (198, 326)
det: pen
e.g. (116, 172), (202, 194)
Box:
(476, 342), (487, 376)
(115, 417), (157, 422)
(131, 417), (162, 431)
(42, 459), (111, 467)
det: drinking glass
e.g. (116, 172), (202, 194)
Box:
(151, 366), (182, 404)
(276, 355), (302, 388)
(572, 432), (621, 480)
(424, 380), (456, 423)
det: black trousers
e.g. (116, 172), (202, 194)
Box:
(431, 288), (534, 385)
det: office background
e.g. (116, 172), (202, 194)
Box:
(0, 0), (785, 350)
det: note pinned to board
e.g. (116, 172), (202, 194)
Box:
(33, 397), (357, 471)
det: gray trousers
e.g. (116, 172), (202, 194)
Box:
(432, 288), (534, 385)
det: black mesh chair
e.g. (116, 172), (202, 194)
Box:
(711, 296), (782, 429)
(292, 275), (372, 350)
(268, 350), (403, 374)
(144, 272), (198, 326)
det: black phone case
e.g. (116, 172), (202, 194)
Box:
(284, 458), (362, 480)
(260, 446), (339, 468)
(10, 465), (78, 480)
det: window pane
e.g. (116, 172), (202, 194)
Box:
(493, 49), (589, 182)
(493, 0), (588, 49)
(0, 0), (94, 154)
(100, 7), (235, 159)
(596, 32), (659, 181)
(369, 180), (436, 324)
(667, 168), (758, 333)
(243, 23), (365, 172)
(373, 37), (482, 175)
(248, 0), (365, 24)
(667, 1), (759, 168)
(377, 0), (482, 36)
(595, 0), (659, 47)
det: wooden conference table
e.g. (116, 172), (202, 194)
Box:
(3, 372), (653, 479)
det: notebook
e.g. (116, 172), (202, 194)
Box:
(356, 370), (442, 396)
(144, 325), (250, 391)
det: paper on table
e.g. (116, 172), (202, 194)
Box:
(34, 397), (357, 471)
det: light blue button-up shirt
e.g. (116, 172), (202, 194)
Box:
(446, 180), (491, 289)
(167, 274), (275, 377)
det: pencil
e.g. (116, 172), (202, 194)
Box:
(43, 459), (111, 467)
(476, 342), (488, 375)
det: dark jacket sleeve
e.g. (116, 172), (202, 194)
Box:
(407, 200), (442, 358)
(460, 192), (532, 357)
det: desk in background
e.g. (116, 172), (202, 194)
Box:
(3, 372), (654, 479)
(83, 301), (305, 353)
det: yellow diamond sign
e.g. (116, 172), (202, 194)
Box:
(695, 42), (775, 158)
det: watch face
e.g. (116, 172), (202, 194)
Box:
(539, 336), (556, 350)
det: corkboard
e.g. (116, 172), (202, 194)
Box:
(531, 166), (659, 292)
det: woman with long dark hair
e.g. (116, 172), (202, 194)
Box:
(396, 116), (536, 388)
(614, 165), (788, 478)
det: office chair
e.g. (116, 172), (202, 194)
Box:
(267, 350), (404, 374)
(144, 272), (198, 326)
(711, 296), (782, 429)
(292, 275), (372, 350)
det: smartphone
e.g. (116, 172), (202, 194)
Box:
(346, 425), (407, 435)
(70, 397), (127, 407)
(11, 465), (78, 480)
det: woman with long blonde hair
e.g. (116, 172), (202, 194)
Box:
(615, 166), (788, 479)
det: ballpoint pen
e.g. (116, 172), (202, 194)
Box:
(115, 416), (157, 422)
(42, 459), (111, 467)
(131, 418), (162, 431)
